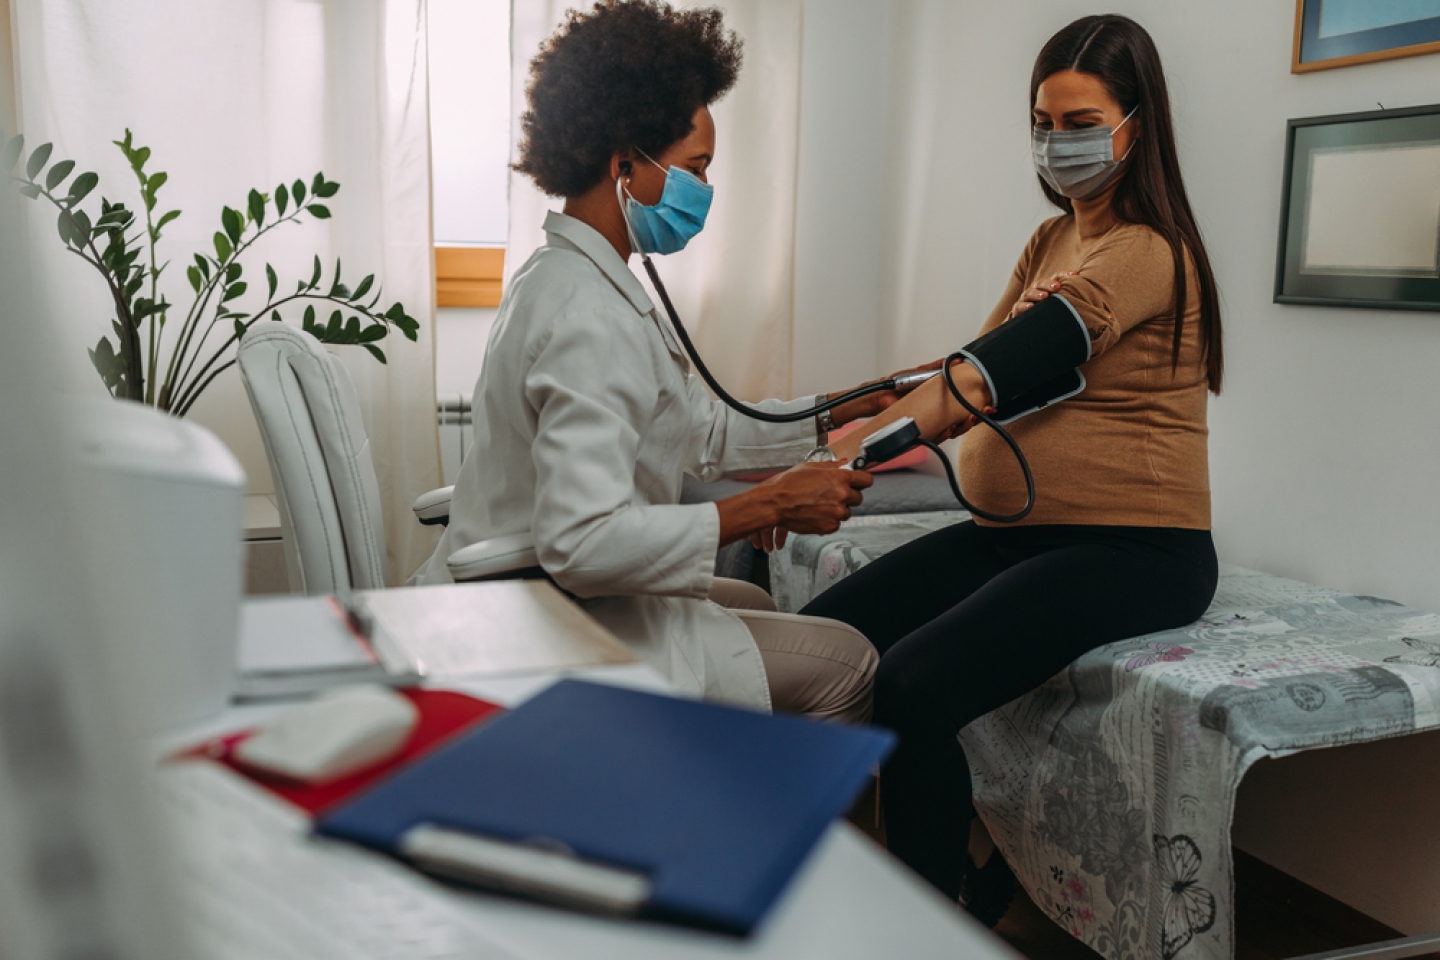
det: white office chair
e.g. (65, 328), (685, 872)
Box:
(238, 325), (536, 594)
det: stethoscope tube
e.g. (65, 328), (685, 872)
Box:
(640, 256), (893, 423)
(637, 252), (1034, 522)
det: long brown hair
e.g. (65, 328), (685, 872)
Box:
(1032, 15), (1223, 393)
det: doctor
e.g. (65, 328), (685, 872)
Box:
(416, 0), (916, 720)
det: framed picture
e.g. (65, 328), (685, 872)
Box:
(1293, 0), (1440, 73)
(1275, 104), (1440, 312)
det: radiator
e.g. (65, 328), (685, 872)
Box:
(437, 394), (473, 486)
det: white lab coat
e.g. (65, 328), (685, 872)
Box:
(413, 212), (820, 710)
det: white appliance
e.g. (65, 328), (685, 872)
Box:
(68, 395), (246, 733)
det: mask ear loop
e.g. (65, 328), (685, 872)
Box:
(1114, 107), (1139, 163)
(615, 168), (646, 256)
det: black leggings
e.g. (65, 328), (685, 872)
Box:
(799, 521), (1217, 899)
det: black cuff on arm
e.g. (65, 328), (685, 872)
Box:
(958, 294), (1091, 414)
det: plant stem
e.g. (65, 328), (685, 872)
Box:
(174, 359), (235, 417)
(163, 205), (307, 407)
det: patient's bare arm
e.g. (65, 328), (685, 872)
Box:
(828, 360), (993, 462)
(714, 462), (874, 547)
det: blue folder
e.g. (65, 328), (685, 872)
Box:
(315, 678), (894, 935)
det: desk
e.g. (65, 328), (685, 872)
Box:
(163, 593), (1019, 959)
(242, 493), (288, 595)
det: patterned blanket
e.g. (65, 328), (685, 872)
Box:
(770, 515), (1440, 960)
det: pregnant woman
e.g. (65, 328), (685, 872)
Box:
(808, 14), (1225, 919)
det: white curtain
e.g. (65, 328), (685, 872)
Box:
(12, 0), (442, 585)
(507, 0), (803, 401)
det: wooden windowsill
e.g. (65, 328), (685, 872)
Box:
(436, 246), (505, 308)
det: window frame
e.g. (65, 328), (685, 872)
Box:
(435, 246), (505, 308)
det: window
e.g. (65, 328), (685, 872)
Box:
(428, 0), (510, 306)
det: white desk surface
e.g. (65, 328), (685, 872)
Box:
(242, 493), (282, 541)
(168, 620), (1018, 959)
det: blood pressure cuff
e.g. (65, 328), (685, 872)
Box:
(958, 293), (1092, 423)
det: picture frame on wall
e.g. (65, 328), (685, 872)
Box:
(1293, 0), (1440, 73)
(1275, 104), (1440, 312)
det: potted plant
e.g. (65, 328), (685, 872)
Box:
(3, 129), (419, 415)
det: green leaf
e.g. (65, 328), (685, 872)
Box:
(71, 209), (91, 239)
(222, 282), (247, 302)
(225, 262), (243, 284)
(363, 344), (387, 364)
(234, 318), (248, 339)
(384, 302), (405, 321)
(292, 179), (306, 206)
(343, 315), (360, 341)
(44, 159), (75, 191)
(313, 178), (339, 199)
(194, 253), (211, 280)
(325, 309), (343, 338)
(308, 255), (321, 289)
(26, 142), (53, 180)
(265, 263), (277, 299)
(271, 310), (282, 322)
(97, 206), (131, 228)
(125, 275), (145, 298)
(221, 206), (242, 245)
(68, 171), (99, 204)
(187, 265), (202, 292)
(359, 323), (388, 343)
(143, 171), (167, 210)
(302, 304), (317, 333)
(275, 183), (289, 217)
(17, 183), (40, 200)
(213, 231), (232, 261)
(311, 172), (324, 195)
(56, 209), (75, 246)
(352, 274), (374, 300)
(308, 204), (331, 220)
(1, 134), (23, 172)
(156, 209), (181, 232)
(248, 188), (265, 227)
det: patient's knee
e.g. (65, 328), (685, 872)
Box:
(873, 653), (950, 739)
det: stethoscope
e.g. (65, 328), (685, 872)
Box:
(616, 174), (1035, 523)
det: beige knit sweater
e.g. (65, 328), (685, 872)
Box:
(958, 190), (1212, 530)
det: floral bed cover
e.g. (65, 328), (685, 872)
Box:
(771, 513), (1440, 960)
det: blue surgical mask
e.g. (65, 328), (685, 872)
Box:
(617, 151), (713, 256)
(1032, 108), (1137, 200)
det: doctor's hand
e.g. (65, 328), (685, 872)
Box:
(716, 462), (873, 553)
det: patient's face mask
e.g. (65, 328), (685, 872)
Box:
(617, 151), (714, 256)
(1031, 108), (1137, 201)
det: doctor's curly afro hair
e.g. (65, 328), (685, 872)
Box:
(513, 1), (742, 198)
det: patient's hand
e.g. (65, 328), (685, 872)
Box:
(1008, 270), (1077, 319)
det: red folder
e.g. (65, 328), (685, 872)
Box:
(180, 689), (502, 816)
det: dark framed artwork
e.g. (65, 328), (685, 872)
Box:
(1275, 104), (1440, 312)
(1293, 0), (1440, 73)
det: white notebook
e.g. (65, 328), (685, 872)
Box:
(237, 582), (636, 701)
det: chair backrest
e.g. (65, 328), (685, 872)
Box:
(238, 325), (388, 594)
